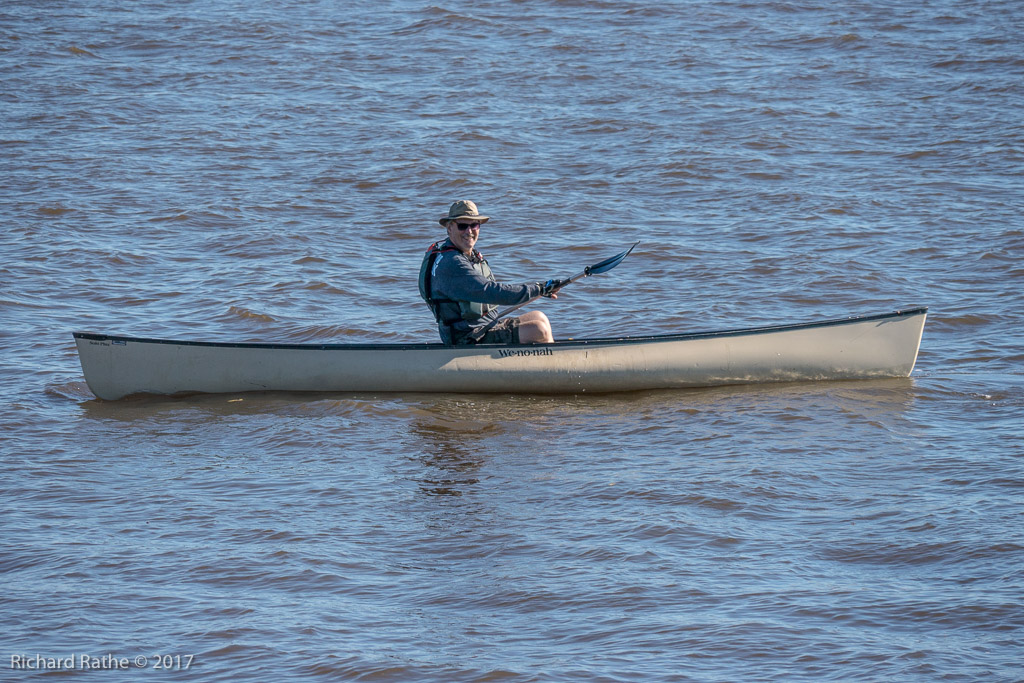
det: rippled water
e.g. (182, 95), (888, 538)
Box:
(3, 0), (1023, 680)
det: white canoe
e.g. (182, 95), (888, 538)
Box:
(73, 307), (927, 400)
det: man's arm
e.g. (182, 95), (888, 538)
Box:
(433, 253), (542, 306)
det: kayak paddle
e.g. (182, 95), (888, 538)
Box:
(468, 241), (639, 343)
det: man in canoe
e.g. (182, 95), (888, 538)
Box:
(419, 200), (562, 345)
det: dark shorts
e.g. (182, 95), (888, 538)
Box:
(453, 318), (521, 345)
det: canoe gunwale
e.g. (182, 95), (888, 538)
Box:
(73, 306), (928, 351)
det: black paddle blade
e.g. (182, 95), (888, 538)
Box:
(586, 241), (639, 275)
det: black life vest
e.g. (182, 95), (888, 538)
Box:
(418, 240), (495, 325)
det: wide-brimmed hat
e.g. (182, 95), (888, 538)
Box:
(439, 200), (490, 226)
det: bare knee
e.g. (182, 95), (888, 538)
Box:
(518, 312), (553, 343)
(519, 310), (548, 324)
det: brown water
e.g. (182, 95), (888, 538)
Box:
(3, 0), (1023, 680)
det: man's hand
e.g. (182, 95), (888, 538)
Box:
(539, 278), (566, 298)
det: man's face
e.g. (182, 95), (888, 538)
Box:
(447, 220), (481, 253)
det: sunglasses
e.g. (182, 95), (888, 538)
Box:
(454, 222), (481, 231)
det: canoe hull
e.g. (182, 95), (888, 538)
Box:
(73, 308), (927, 400)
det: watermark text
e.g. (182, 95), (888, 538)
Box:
(10, 653), (194, 671)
